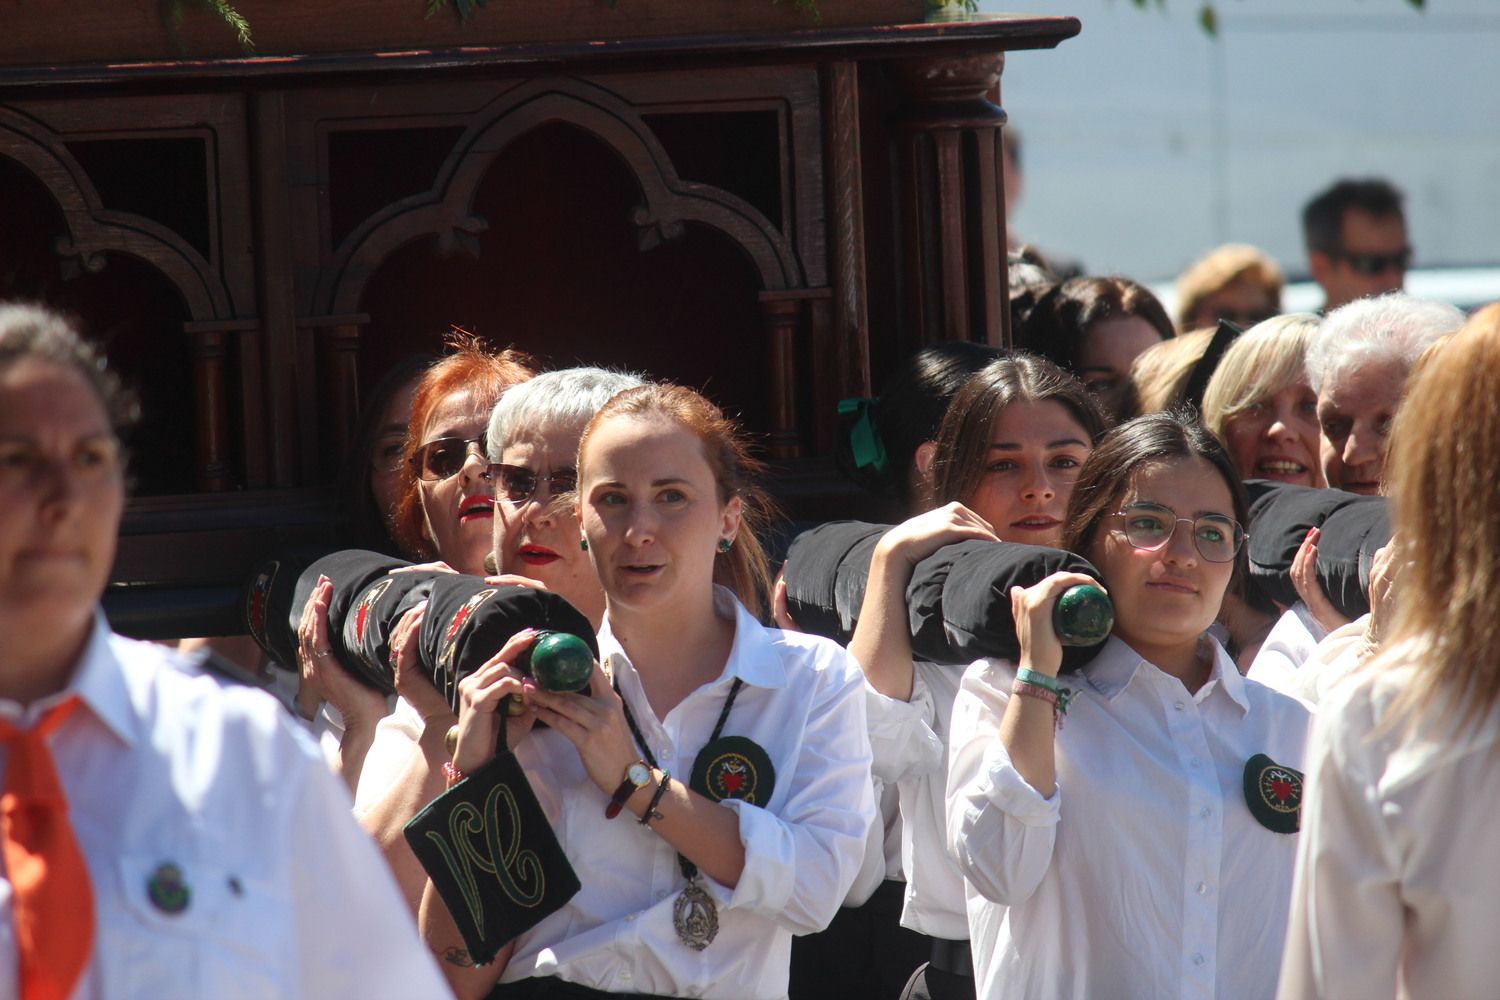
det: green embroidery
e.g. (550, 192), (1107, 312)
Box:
(423, 781), (548, 937)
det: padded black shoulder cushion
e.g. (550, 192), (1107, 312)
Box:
(1315, 498), (1390, 621)
(908, 539), (1106, 674)
(1245, 481), (1389, 617)
(782, 521), (1108, 673)
(781, 521), (889, 642)
(419, 575), (598, 710)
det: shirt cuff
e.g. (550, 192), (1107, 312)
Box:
(864, 683), (943, 783)
(979, 754), (1060, 825)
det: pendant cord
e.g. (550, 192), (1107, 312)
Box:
(616, 676), (744, 881)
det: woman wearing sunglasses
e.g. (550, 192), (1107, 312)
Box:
(945, 411), (1312, 1000)
(424, 383), (875, 999)
(389, 333), (536, 576)
(351, 367), (643, 909)
(294, 335), (532, 791)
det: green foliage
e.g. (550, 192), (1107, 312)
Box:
(160, 0), (254, 50)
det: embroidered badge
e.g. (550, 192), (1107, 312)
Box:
(689, 736), (776, 806)
(244, 562), (278, 650)
(435, 589), (498, 698)
(348, 576), (394, 675)
(147, 862), (191, 915)
(1242, 753), (1304, 834)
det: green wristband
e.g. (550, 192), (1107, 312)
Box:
(1016, 667), (1064, 693)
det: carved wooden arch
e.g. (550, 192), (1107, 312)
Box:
(320, 77), (803, 317)
(0, 108), (231, 320)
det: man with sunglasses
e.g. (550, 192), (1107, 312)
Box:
(1302, 177), (1412, 312)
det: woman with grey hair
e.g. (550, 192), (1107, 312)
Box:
(352, 366), (645, 910)
(1305, 293), (1463, 495)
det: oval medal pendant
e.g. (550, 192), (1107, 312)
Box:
(672, 876), (719, 951)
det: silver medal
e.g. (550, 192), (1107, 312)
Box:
(672, 876), (719, 951)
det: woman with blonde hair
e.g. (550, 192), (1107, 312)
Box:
(1278, 302), (1500, 999)
(1201, 314), (1323, 488)
(1174, 243), (1283, 332)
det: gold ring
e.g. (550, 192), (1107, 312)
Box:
(445, 724), (460, 758)
(313, 648), (333, 659)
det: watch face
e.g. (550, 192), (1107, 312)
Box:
(627, 762), (652, 788)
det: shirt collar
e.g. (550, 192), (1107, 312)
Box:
(67, 613), (140, 746)
(0, 613), (138, 745)
(1083, 633), (1250, 716)
(598, 586), (787, 693)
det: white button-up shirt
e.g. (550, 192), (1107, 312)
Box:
(865, 660), (969, 940)
(0, 616), (451, 999)
(497, 588), (875, 999)
(946, 636), (1311, 1000)
(1278, 650), (1500, 999)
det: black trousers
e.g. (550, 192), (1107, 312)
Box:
(788, 879), (931, 1000)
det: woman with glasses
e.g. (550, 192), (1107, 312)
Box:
(945, 410), (1312, 1000)
(351, 366), (644, 910)
(294, 334), (532, 791)
(389, 332), (536, 576)
(845, 354), (1105, 998)
(424, 382), (874, 999)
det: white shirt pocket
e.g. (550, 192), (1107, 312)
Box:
(99, 853), (293, 999)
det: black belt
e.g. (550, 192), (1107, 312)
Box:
(489, 977), (677, 999)
(927, 936), (974, 979)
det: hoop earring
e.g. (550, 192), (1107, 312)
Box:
(580, 538), (589, 551)
(718, 537), (732, 554)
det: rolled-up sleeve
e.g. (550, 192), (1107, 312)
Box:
(864, 673), (944, 784)
(945, 659), (1060, 906)
(715, 648), (876, 935)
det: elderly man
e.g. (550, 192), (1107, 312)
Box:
(1302, 178), (1412, 312)
(1306, 293), (1464, 495)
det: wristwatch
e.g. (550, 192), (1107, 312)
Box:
(605, 760), (653, 819)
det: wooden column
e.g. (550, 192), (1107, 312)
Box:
(300, 313), (369, 463)
(758, 292), (808, 460)
(822, 59), (872, 402)
(888, 51), (1012, 348)
(184, 320), (236, 492)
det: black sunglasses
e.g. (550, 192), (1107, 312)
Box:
(408, 434), (486, 482)
(1334, 247), (1411, 276)
(485, 463), (578, 506)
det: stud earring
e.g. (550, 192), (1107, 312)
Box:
(718, 537), (733, 554)
(580, 538), (589, 551)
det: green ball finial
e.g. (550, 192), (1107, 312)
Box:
(1052, 584), (1114, 647)
(528, 631), (594, 692)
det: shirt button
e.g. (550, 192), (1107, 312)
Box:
(1189, 756), (1201, 768)
(1193, 953), (1205, 966)
(625, 913), (637, 922)
(1174, 701), (1186, 711)
(1196, 882), (1208, 895)
(620, 970), (633, 982)
(661, 747), (674, 761)
(1200, 806), (1211, 819)
(656, 889), (669, 900)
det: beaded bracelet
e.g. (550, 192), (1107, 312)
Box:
(1011, 678), (1072, 730)
(442, 760), (466, 788)
(640, 769), (672, 827)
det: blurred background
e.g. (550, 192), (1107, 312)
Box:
(985, 0), (1500, 307)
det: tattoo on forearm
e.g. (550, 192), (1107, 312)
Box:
(439, 945), (486, 968)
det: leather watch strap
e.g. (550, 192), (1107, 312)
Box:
(605, 760), (652, 819)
